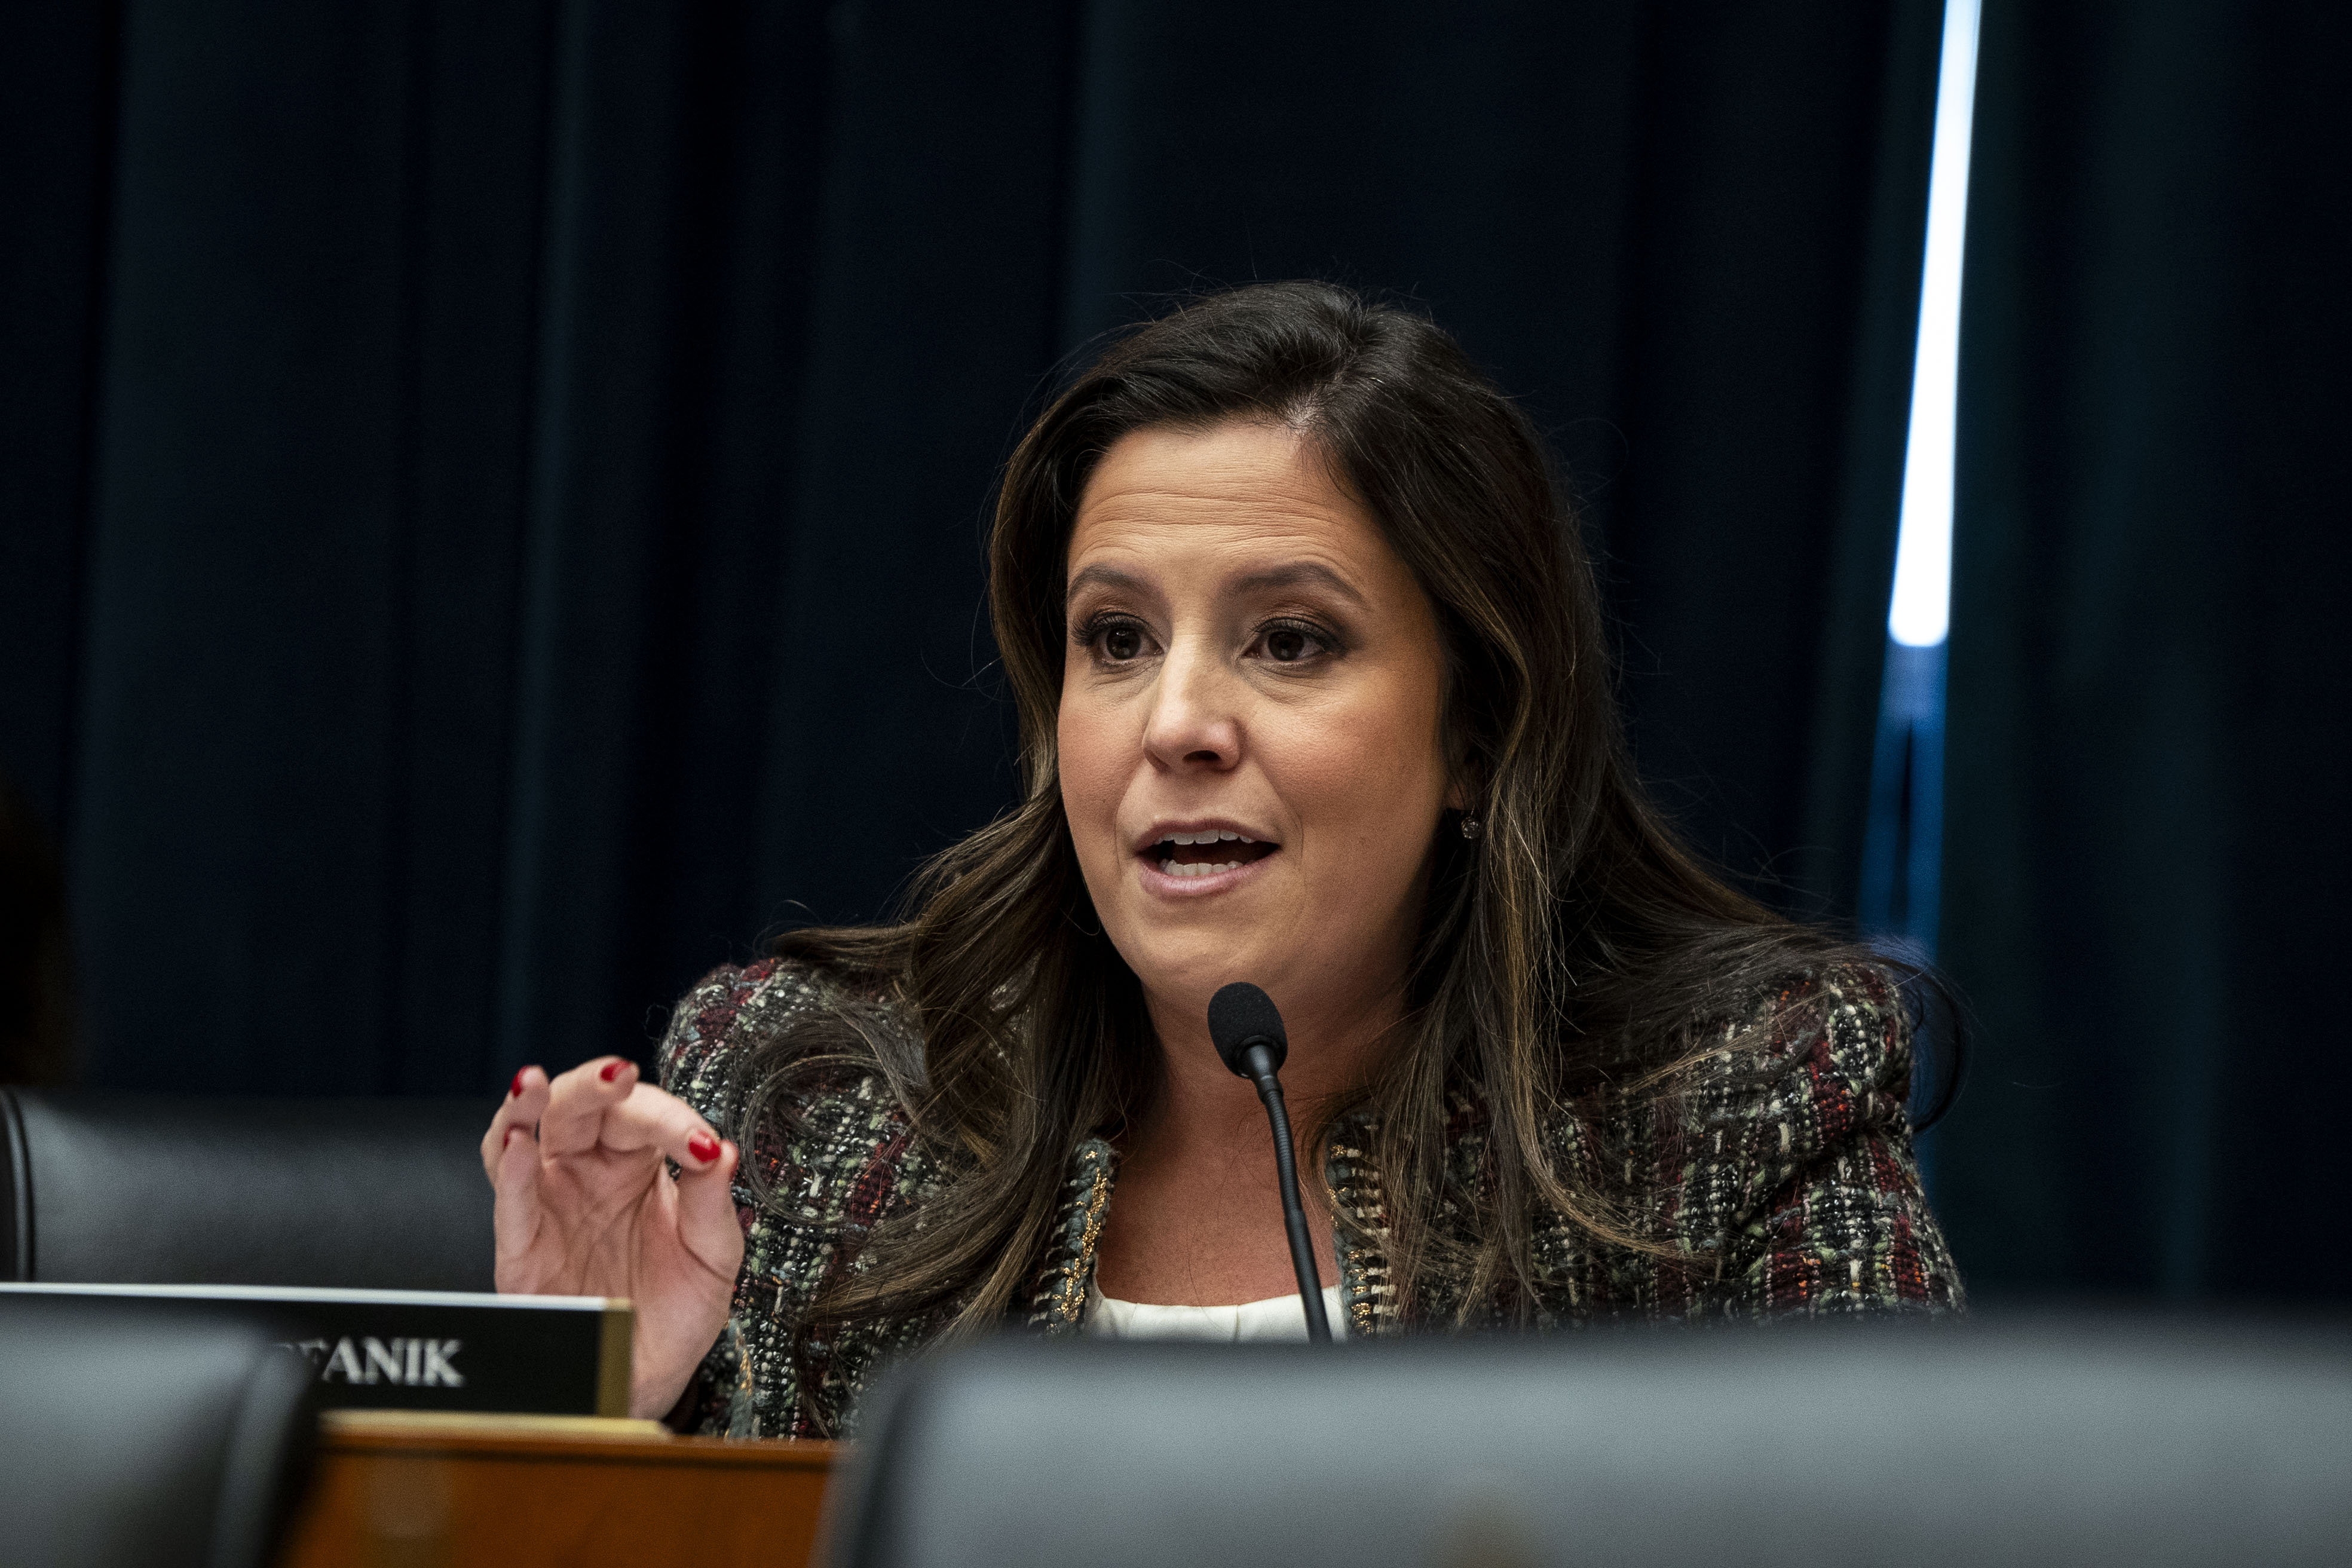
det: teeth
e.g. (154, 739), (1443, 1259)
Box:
(1157, 829), (1257, 847)
(1158, 859), (1244, 877)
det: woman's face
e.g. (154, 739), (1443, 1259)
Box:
(1058, 419), (1459, 1050)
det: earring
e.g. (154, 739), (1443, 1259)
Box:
(1460, 811), (1483, 841)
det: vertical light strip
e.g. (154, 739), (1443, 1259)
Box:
(1888, 0), (1982, 648)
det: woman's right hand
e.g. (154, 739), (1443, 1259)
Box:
(480, 1058), (746, 1421)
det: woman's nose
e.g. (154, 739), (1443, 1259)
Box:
(1141, 644), (1241, 770)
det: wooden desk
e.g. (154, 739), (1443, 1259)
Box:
(281, 1411), (841, 1568)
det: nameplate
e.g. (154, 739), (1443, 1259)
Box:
(0, 1282), (631, 1416)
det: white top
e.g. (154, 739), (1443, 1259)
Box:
(1084, 1278), (1348, 1342)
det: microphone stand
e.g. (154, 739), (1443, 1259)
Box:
(1236, 1042), (1333, 1345)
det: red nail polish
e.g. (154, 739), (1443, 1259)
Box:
(687, 1132), (721, 1164)
(509, 1069), (528, 1098)
(599, 1059), (626, 1082)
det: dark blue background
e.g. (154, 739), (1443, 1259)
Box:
(2, 1), (2345, 1304)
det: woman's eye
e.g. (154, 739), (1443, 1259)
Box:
(1258, 622), (1331, 664)
(1092, 621), (1146, 661)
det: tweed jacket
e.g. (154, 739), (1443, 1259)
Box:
(660, 957), (1962, 1438)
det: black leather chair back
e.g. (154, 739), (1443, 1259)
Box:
(829, 1317), (2352, 1568)
(1, 1088), (495, 1290)
(0, 1293), (318, 1568)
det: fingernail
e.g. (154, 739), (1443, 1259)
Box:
(509, 1068), (529, 1098)
(687, 1132), (721, 1164)
(599, 1059), (627, 1083)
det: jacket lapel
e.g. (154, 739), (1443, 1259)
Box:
(1022, 1120), (1408, 1340)
(1328, 1110), (1402, 1337)
(1024, 1137), (1117, 1337)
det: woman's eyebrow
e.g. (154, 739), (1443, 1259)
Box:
(1065, 559), (1370, 608)
(1065, 563), (1147, 604)
(1231, 561), (1369, 609)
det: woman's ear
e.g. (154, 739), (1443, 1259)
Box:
(1440, 722), (1484, 814)
(1442, 754), (1483, 814)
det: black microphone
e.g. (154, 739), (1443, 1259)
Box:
(1206, 982), (1333, 1344)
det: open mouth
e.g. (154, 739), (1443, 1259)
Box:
(1144, 828), (1281, 880)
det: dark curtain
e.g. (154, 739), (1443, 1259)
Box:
(1936, 2), (2352, 1301)
(2, 1), (1938, 1097)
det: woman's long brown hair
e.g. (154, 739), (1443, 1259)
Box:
(727, 282), (1943, 1393)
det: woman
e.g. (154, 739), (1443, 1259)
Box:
(481, 281), (1962, 1438)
